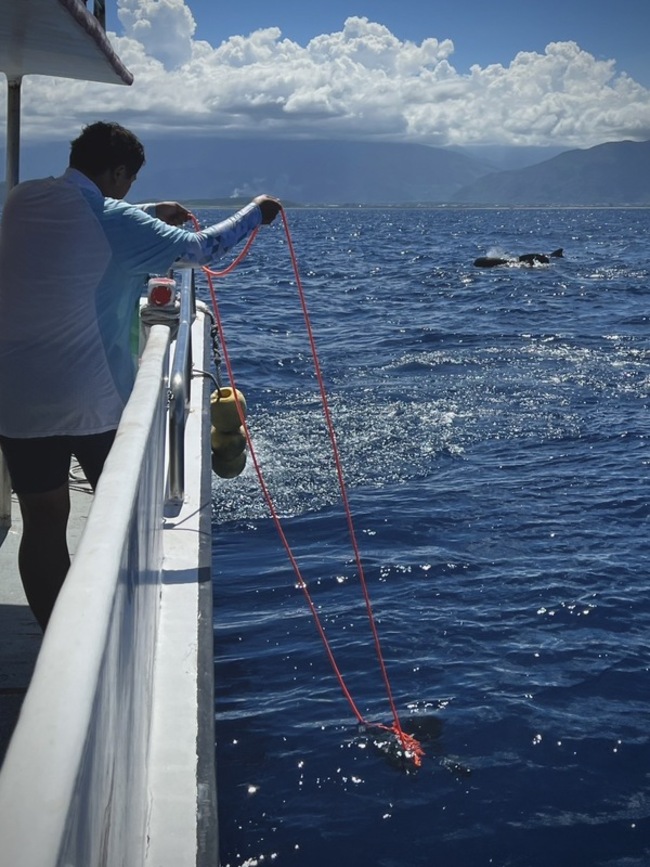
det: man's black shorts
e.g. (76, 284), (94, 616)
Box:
(0, 431), (116, 495)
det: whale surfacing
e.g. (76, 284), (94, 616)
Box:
(474, 248), (563, 268)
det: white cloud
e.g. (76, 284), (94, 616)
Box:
(4, 7), (650, 148)
(118, 0), (196, 70)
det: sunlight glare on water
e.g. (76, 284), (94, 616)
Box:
(206, 206), (650, 867)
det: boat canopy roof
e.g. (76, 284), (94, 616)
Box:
(0, 0), (132, 85)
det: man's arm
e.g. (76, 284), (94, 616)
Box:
(177, 196), (283, 266)
(127, 195), (283, 269)
(138, 196), (281, 228)
(137, 201), (191, 226)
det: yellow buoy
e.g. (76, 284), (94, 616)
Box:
(210, 428), (246, 460)
(210, 387), (247, 478)
(211, 448), (247, 479)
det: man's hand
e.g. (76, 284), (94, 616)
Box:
(155, 201), (192, 226)
(253, 195), (283, 225)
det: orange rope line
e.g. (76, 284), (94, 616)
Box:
(193, 211), (423, 768)
(201, 227), (259, 278)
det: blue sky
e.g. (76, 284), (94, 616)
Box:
(9, 0), (650, 150)
(106, 0), (650, 86)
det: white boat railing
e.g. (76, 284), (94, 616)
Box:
(168, 268), (196, 503)
(0, 275), (217, 865)
(0, 324), (170, 866)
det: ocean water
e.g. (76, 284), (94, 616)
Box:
(197, 207), (650, 867)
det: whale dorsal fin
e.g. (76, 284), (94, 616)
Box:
(550, 248), (563, 258)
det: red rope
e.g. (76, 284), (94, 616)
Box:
(193, 211), (423, 768)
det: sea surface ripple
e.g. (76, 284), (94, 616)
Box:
(197, 207), (650, 867)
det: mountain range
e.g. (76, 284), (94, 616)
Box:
(1, 137), (649, 206)
(451, 139), (650, 206)
(139, 137), (650, 206)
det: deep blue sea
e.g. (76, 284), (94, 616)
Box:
(195, 207), (650, 867)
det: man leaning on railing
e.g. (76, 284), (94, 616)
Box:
(0, 120), (281, 631)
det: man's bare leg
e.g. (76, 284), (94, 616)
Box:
(17, 483), (71, 631)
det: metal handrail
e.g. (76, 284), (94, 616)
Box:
(93, 1), (106, 29)
(84, 0), (106, 29)
(1, 78), (22, 526)
(167, 269), (196, 503)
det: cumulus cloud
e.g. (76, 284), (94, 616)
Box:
(5, 4), (650, 149)
(118, 0), (196, 70)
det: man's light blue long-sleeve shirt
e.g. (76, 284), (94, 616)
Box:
(0, 168), (262, 437)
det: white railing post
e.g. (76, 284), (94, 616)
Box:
(168, 269), (195, 503)
(1, 76), (23, 527)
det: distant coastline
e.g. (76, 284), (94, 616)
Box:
(183, 199), (650, 210)
(3, 139), (649, 207)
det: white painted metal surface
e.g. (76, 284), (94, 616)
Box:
(0, 310), (217, 866)
(0, 0), (132, 84)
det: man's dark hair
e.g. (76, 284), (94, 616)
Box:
(69, 121), (145, 177)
